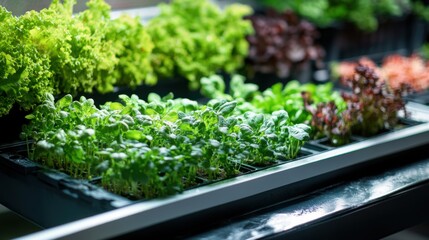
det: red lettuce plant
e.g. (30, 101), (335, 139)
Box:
(382, 55), (429, 92)
(342, 65), (408, 136)
(336, 55), (429, 92)
(304, 65), (409, 145)
(302, 92), (357, 145)
(245, 9), (324, 79)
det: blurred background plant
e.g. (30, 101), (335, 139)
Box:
(147, 0), (253, 89)
(245, 9), (324, 79)
(258, 0), (419, 31)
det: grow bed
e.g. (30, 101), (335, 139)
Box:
(1, 102), (429, 237)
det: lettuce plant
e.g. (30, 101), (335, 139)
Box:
(0, 0), (154, 116)
(342, 65), (408, 136)
(304, 65), (409, 145)
(245, 9), (323, 78)
(336, 55), (429, 92)
(19, 0), (118, 95)
(78, 0), (156, 92)
(0, 7), (54, 116)
(147, 0), (253, 89)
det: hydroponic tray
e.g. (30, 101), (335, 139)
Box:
(2, 102), (429, 239)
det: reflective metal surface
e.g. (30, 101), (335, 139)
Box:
(193, 158), (429, 240)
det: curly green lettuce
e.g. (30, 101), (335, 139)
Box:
(104, 15), (156, 89)
(0, 0), (155, 116)
(0, 7), (54, 116)
(148, 0), (253, 89)
(63, 0), (155, 93)
(21, 0), (118, 95)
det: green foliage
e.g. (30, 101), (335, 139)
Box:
(105, 15), (156, 89)
(260, 0), (412, 31)
(147, 0), (253, 89)
(0, 0), (154, 116)
(252, 80), (345, 123)
(23, 93), (310, 199)
(412, 1), (429, 21)
(0, 7), (54, 116)
(200, 74), (345, 124)
(78, 0), (155, 92)
(20, 0), (118, 95)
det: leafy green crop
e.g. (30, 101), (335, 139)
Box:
(0, 0), (154, 116)
(19, 0), (118, 95)
(78, 0), (156, 92)
(23, 93), (310, 198)
(201, 72), (407, 145)
(0, 7), (54, 116)
(200, 74), (345, 124)
(413, 0), (429, 21)
(259, 0), (412, 31)
(147, 0), (253, 89)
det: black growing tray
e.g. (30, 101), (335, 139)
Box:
(0, 144), (131, 228)
(2, 103), (429, 238)
(0, 142), (318, 228)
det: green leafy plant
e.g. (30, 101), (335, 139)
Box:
(147, 0), (253, 89)
(412, 0), (429, 21)
(0, 0), (154, 116)
(23, 92), (310, 198)
(0, 7), (54, 116)
(78, 0), (156, 92)
(259, 0), (412, 31)
(200, 74), (345, 124)
(251, 80), (345, 123)
(19, 0), (118, 95)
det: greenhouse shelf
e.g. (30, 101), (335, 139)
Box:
(2, 102), (429, 239)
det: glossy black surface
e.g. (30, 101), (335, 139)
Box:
(192, 157), (429, 240)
